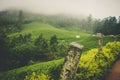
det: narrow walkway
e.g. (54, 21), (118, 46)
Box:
(107, 60), (120, 80)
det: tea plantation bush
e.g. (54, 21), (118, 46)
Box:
(76, 41), (120, 80)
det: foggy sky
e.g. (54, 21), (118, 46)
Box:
(0, 0), (120, 19)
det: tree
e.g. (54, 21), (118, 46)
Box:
(34, 34), (49, 53)
(50, 35), (58, 52)
(87, 14), (93, 32)
(93, 19), (102, 33)
(16, 10), (24, 30)
(0, 28), (10, 71)
(93, 16), (119, 35)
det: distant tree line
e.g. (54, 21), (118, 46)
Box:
(26, 13), (120, 35)
(93, 16), (120, 35)
(1, 10), (119, 35)
(0, 10), (24, 71)
(0, 10), (24, 32)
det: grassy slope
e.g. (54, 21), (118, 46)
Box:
(0, 22), (115, 79)
(0, 59), (64, 80)
(10, 22), (89, 39)
(9, 22), (91, 50)
(10, 22), (114, 51)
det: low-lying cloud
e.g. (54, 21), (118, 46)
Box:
(0, 0), (120, 18)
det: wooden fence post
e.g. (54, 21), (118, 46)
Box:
(60, 42), (83, 80)
(97, 33), (103, 52)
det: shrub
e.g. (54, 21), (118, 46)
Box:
(76, 41), (120, 80)
(24, 72), (51, 80)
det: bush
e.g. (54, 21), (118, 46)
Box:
(27, 60), (35, 65)
(24, 72), (51, 80)
(76, 41), (120, 80)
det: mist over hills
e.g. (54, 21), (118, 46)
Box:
(0, 8), (120, 35)
(0, 0), (120, 19)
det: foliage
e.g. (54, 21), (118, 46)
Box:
(0, 9), (119, 76)
(93, 16), (120, 35)
(10, 33), (32, 47)
(34, 34), (49, 54)
(0, 42), (120, 80)
(1, 42), (120, 80)
(0, 11), (17, 26)
(15, 10), (24, 30)
(50, 35), (58, 52)
(27, 60), (35, 65)
(24, 72), (51, 80)
(0, 28), (10, 71)
(0, 10), (26, 71)
(57, 40), (68, 57)
(0, 59), (63, 80)
(76, 41), (120, 80)
(7, 22), (90, 70)
(1, 22), (116, 71)
(0, 10), (25, 32)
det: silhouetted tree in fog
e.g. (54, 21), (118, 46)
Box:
(16, 10), (24, 30)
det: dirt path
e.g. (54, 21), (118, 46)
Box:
(107, 60), (120, 80)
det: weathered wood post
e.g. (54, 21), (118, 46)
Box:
(114, 35), (119, 42)
(97, 33), (103, 52)
(60, 42), (84, 80)
(113, 35), (117, 42)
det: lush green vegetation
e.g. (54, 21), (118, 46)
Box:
(24, 72), (51, 80)
(7, 22), (91, 69)
(10, 22), (115, 51)
(0, 10), (120, 80)
(93, 16), (120, 35)
(76, 42), (120, 80)
(7, 22), (115, 71)
(10, 22), (89, 39)
(0, 59), (64, 80)
(0, 42), (120, 80)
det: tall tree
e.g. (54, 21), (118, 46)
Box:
(16, 10), (24, 30)
(0, 28), (10, 71)
(34, 34), (49, 53)
(93, 16), (119, 35)
(50, 35), (58, 52)
(87, 14), (93, 32)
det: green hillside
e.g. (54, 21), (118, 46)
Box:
(0, 8), (120, 80)
(1, 42), (120, 80)
(9, 22), (90, 50)
(10, 22), (89, 39)
(9, 22), (115, 51)
(0, 22), (117, 80)
(0, 59), (64, 80)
